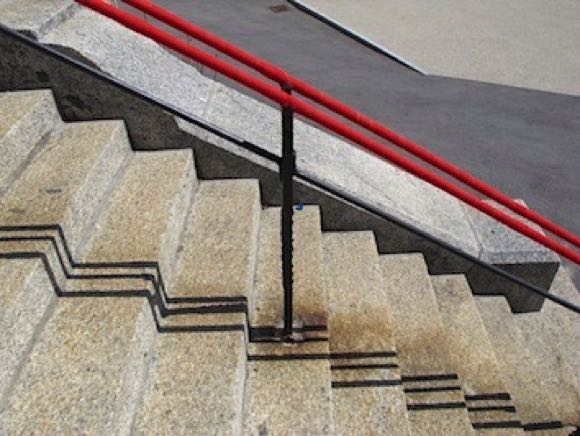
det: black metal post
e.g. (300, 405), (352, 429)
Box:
(281, 85), (295, 339)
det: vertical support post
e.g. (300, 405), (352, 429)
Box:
(281, 85), (295, 339)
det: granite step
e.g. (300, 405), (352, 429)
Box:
(475, 297), (567, 433)
(0, 148), (197, 433)
(0, 119), (130, 259)
(0, 295), (155, 435)
(132, 179), (260, 435)
(431, 275), (524, 435)
(243, 206), (333, 435)
(0, 90), (61, 194)
(0, 258), (56, 404)
(78, 149), (196, 291)
(511, 266), (580, 427)
(323, 231), (410, 435)
(168, 179), (260, 303)
(380, 253), (474, 435)
(0, 119), (130, 399)
(0, 0), (78, 38)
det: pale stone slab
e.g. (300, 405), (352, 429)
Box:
(380, 253), (474, 435)
(0, 0), (77, 38)
(511, 266), (580, 425)
(475, 297), (564, 428)
(171, 179), (260, 300)
(41, 7), (212, 118)
(0, 89), (61, 194)
(323, 231), (410, 435)
(80, 150), (195, 287)
(244, 205), (332, 434)
(463, 200), (559, 312)
(243, 356), (333, 436)
(135, 331), (246, 436)
(431, 275), (523, 432)
(250, 206), (327, 329)
(0, 259), (55, 403)
(0, 120), (130, 254)
(0, 297), (155, 435)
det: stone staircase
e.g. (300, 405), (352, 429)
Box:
(0, 89), (578, 435)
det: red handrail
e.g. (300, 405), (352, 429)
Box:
(76, 0), (580, 264)
(122, 0), (580, 250)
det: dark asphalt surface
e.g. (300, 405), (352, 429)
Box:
(152, 1), (579, 272)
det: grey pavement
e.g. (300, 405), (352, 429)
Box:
(295, 0), (580, 95)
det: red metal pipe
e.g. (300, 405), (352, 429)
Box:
(122, 0), (580, 249)
(76, 0), (580, 264)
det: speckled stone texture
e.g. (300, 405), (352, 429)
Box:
(41, 7), (212, 120)
(463, 200), (559, 313)
(511, 266), (580, 426)
(0, 90), (61, 194)
(0, 259), (55, 402)
(0, 0), (77, 38)
(323, 231), (409, 435)
(243, 353), (333, 436)
(244, 206), (333, 435)
(135, 331), (246, 436)
(380, 253), (474, 435)
(431, 275), (523, 433)
(0, 297), (156, 435)
(80, 150), (196, 288)
(250, 206), (327, 330)
(0, 120), (130, 257)
(475, 297), (565, 429)
(170, 179), (261, 300)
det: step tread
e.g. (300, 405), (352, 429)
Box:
(0, 258), (55, 400)
(0, 120), (129, 251)
(0, 90), (60, 188)
(431, 274), (523, 432)
(380, 253), (475, 436)
(171, 179), (260, 300)
(244, 205), (333, 435)
(135, 331), (246, 435)
(0, 296), (154, 435)
(250, 206), (327, 328)
(323, 231), (410, 435)
(81, 150), (195, 284)
(475, 297), (564, 427)
(512, 266), (580, 425)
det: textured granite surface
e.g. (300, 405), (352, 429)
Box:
(0, 90), (61, 194)
(511, 266), (580, 425)
(323, 231), (410, 435)
(432, 275), (523, 431)
(170, 179), (260, 299)
(0, 120), (129, 255)
(80, 150), (195, 288)
(0, 0), (77, 38)
(243, 357), (333, 435)
(380, 253), (474, 434)
(0, 259), (55, 404)
(475, 297), (563, 427)
(250, 206), (327, 329)
(135, 331), (246, 435)
(0, 297), (155, 435)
